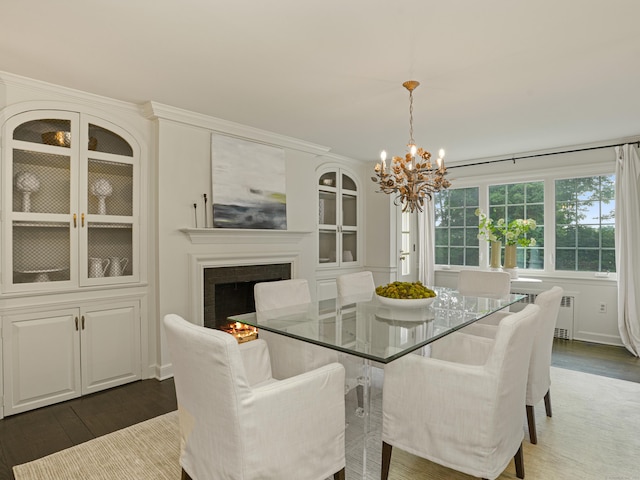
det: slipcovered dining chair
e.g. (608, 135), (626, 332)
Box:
(381, 304), (540, 480)
(163, 313), (346, 480)
(336, 270), (376, 307)
(254, 279), (338, 379)
(458, 269), (513, 323)
(458, 269), (512, 297)
(464, 286), (564, 444)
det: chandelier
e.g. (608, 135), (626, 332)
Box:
(372, 80), (451, 213)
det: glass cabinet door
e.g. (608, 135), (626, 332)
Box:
(79, 118), (137, 285)
(341, 173), (358, 263)
(3, 111), (138, 291)
(317, 168), (359, 266)
(318, 172), (338, 264)
(6, 113), (79, 288)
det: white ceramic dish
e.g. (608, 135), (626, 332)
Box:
(376, 294), (436, 308)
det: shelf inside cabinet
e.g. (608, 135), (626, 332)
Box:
(87, 223), (133, 229)
(88, 157), (133, 171)
(13, 221), (69, 228)
(13, 149), (70, 169)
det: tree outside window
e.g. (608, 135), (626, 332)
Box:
(555, 175), (615, 272)
(489, 181), (545, 269)
(434, 187), (479, 266)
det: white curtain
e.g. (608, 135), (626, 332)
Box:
(614, 144), (640, 357)
(417, 201), (436, 287)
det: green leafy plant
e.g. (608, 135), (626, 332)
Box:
(502, 218), (537, 246)
(475, 208), (503, 242)
(475, 209), (537, 246)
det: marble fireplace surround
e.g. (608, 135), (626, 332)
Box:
(184, 228), (311, 327)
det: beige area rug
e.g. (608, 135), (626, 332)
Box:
(14, 367), (640, 480)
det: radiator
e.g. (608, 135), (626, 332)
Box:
(510, 291), (575, 340)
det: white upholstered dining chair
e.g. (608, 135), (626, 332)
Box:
(465, 286), (564, 444)
(381, 304), (540, 480)
(254, 279), (338, 379)
(458, 269), (513, 323)
(457, 269), (512, 297)
(335, 270), (376, 307)
(163, 313), (346, 480)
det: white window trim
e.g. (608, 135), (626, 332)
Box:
(435, 162), (617, 281)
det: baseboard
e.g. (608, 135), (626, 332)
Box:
(155, 363), (174, 380)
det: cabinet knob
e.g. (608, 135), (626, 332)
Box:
(75, 317), (79, 331)
(81, 213), (85, 227)
(73, 213), (77, 228)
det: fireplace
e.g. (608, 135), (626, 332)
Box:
(203, 263), (292, 330)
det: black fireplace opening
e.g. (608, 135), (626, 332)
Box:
(204, 263), (291, 329)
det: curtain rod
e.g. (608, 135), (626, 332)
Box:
(447, 140), (640, 170)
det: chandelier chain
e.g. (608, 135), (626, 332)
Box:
(408, 89), (414, 146)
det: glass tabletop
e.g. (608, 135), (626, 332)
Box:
(229, 286), (525, 364)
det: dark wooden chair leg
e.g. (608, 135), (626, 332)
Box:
(181, 468), (192, 480)
(381, 441), (393, 480)
(526, 404), (537, 444)
(544, 389), (552, 417)
(514, 442), (525, 479)
(334, 467), (346, 480)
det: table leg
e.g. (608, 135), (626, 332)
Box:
(355, 358), (372, 479)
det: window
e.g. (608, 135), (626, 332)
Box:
(489, 181), (545, 270)
(555, 175), (615, 272)
(433, 168), (616, 276)
(434, 187), (479, 266)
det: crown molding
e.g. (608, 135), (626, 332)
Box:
(0, 70), (141, 115)
(318, 151), (369, 165)
(143, 101), (332, 156)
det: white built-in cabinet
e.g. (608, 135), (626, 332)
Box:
(1, 108), (144, 417)
(2, 300), (141, 415)
(316, 164), (363, 300)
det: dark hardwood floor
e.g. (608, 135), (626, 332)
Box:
(0, 378), (177, 480)
(1, 339), (638, 479)
(551, 338), (640, 383)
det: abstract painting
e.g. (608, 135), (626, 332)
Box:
(211, 134), (287, 229)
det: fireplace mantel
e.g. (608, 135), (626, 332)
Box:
(180, 228), (312, 245)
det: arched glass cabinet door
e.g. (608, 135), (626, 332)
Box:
(80, 115), (139, 286)
(2, 110), (139, 292)
(317, 167), (359, 266)
(5, 111), (78, 289)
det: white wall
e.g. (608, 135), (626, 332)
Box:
(146, 104), (372, 376)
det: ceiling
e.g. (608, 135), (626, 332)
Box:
(2, 1), (639, 164)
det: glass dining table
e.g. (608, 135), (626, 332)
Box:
(229, 286), (525, 480)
